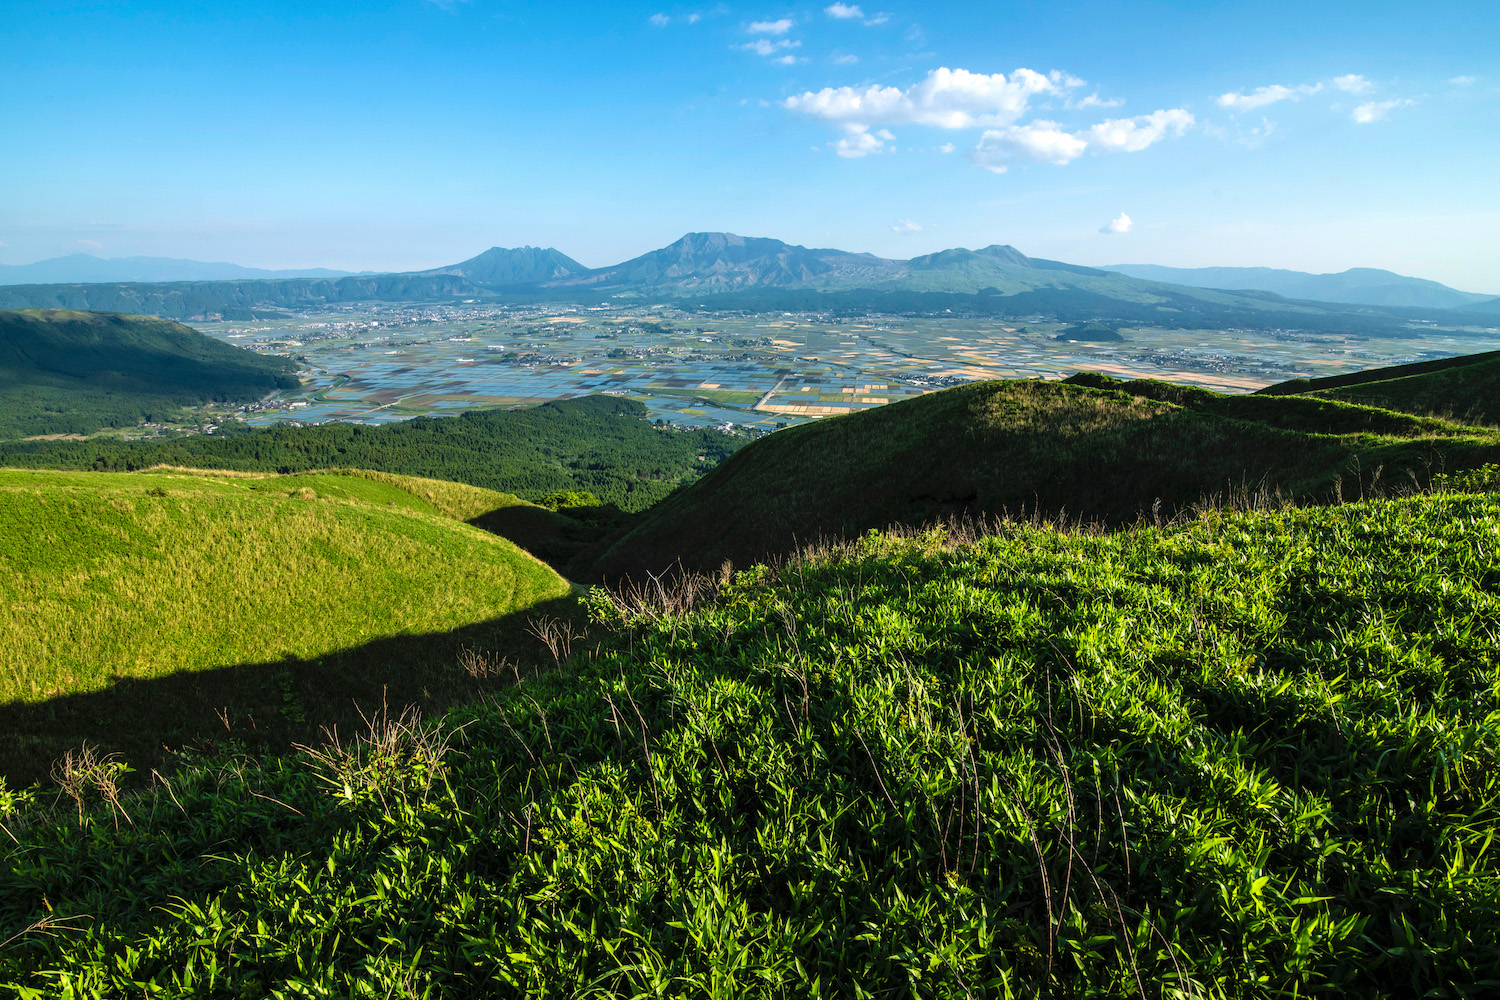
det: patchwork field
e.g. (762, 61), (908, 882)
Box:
(184, 302), (1500, 434)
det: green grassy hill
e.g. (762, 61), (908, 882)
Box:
(0, 309), (300, 438)
(1258, 349), (1500, 426)
(3, 490), (1498, 995)
(0, 467), (571, 781)
(587, 376), (1500, 582)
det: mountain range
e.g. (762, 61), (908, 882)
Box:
(2, 234), (1496, 327)
(1098, 263), (1493, 310)
(6, 238), (1492, 309)
(0, 254), (366, 286)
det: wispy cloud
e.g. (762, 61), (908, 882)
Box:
(741, 38), (800, 56)
(785, 67), (1081, 131)
(972, 109), (1193, 171)
(650, 12), (669, 26)
(68, 239), (105, 251)
(1351, 98), (1415, 123)
(1450, 75), (1476, 86)
(831, 127), (894, 157)
(747, 18), (794, 34)
(1217, 82), (1322, 111)
(831, 53), (858, 65)
(825, 3), (862, 18)
(1331, 74), (1372, 94)
(1100, 212), (1132, 234)
(1071, 92), (1123, 110)
(892, 218), (923, 232)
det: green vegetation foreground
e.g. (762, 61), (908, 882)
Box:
(4, 490), (1499, 995)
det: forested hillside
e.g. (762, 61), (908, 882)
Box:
(0, 309), (299, 438)
(0, 395), (747, 511)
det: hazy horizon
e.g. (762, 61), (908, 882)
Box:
(3, 0), (1496, 289)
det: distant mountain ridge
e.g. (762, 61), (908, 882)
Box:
(0, 254), (369, 286)
(1098, 263), (1493, 310)
(2, 235), (1496, 335)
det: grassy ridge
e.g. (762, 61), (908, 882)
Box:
(0, 309), (299, 438)
(1258, 349), (1500, 426)
(0, 468), (571, 779)
(588, 377), (1500, 581)
(3, 491), (1498, 994)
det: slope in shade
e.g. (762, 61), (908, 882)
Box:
(586, 377), (1500, 581)
(1260, 348), (1500, 426)
(0, 308), (299, 438)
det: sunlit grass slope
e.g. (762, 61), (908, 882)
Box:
(0, 467), (568, 706)
(588, 377), (1500, 580)
(4, 490), (1498, 995)
(1258, 348), (1500, 425)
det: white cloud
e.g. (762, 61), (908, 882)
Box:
(748, 18), (794, 34)
(1071, 92), (1124, 109)
(825, 3), (863, 18)
(1216, 82), (1322, 111)
(69, 239), (105, 251)
(650, 12), (669, 25)
(866, 13), (889, 25)
(1351, 98), (1414, 123)
(831, 126), (895, 157)
(972, 108), (1193, 171)
(832, 53), (858, 65)
(974, 120), (1089, 167)
(784, 66), (1080, 131)
(1332, 74), (1372, 94)
(741, 38), (800, 56)
(774, 54), (801, 65)
(892, 218), (923, 233)
(937, 142), (954, 153)
(1450, 75), (1476, 86)
(1100, 212), (1132, 234)
(1086, 108), (1194, 152)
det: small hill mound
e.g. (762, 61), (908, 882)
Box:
(420, 246), (590, 286)
(1257, 349), (1500, 425)
(0, 468), (570, 781)
(1054, 320), (1124, 342)
(0, 308), (299, 438)
(587, 377), (1500, 581)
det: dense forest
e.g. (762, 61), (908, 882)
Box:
(0, 309), (299, 438)
(0, 394), (746, 511)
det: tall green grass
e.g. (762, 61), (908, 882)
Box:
(4, 489), (1497, 996)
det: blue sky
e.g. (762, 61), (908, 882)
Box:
(3, 0), (1497, 290)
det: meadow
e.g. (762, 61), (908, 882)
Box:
(3, 488), (1498, 995)
(0, 467), (571, 782)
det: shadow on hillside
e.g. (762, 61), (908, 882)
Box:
(0, 594), (588, 789)
(467, 502), (635, 578)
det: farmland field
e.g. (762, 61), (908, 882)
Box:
(190, 302), (1500, 432)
